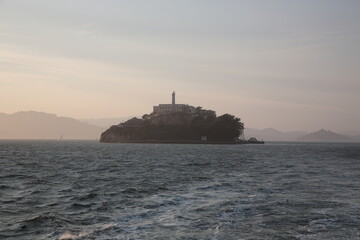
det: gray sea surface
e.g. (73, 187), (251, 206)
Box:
(0, 140), (359, 240)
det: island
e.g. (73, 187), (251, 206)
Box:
(100, 92), (263, 144)
(298, 129), (350, 142)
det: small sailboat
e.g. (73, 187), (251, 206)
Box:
(58, 134), (63, 142)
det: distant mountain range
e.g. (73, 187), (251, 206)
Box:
(245, 128), (360, 142)
(245, 128), (307, 141)
(1, 111), (359, 142)
(0, 111), (102, 140)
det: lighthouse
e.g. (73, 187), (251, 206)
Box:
(172, 91), (175, 105)
(153, 91), (195, 114)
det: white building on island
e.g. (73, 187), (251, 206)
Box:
(153, 92), (196, 114)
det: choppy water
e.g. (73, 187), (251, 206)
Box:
(0, 141), (359, 240)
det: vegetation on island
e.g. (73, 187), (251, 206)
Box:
(100, 107), (244, 143)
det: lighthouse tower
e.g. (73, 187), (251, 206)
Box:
(153, 91), (195, 114)
(172, 91), (175, 111)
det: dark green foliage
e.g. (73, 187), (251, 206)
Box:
(191, 113), (243, 141)
(123, 117), (143, 126)
(102, 109), (244, 142)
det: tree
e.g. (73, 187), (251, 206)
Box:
(210, 114), (243, 140)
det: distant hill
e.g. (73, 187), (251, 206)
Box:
(245, 128), (306, 141)
(298, 129), (350, 142)
(0, 111), (102, 140)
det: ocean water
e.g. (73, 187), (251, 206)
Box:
(0, 141), (359, 240)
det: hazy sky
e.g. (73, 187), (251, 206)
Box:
(1, 0), (359, 132)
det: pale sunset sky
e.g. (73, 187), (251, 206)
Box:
(0, 0), (359, 132)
